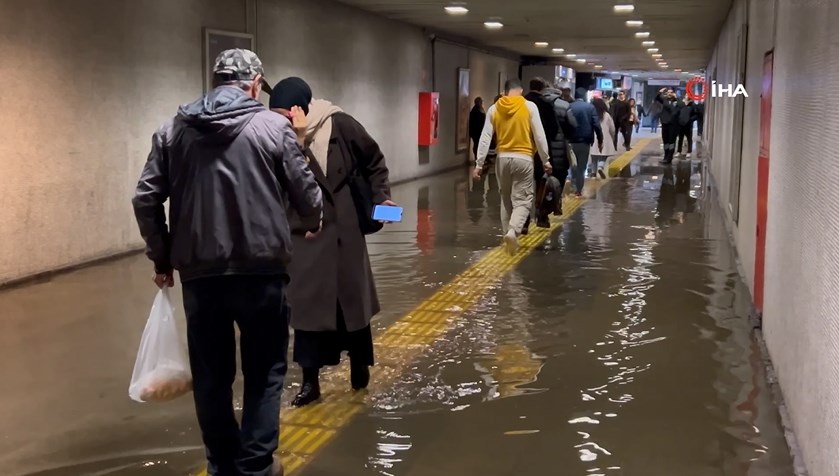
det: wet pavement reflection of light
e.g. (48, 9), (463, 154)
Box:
(298, 145), (794, 476)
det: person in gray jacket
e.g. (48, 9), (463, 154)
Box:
(132, 49), (322, 476)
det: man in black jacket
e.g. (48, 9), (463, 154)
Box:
(654, 87), (680, 164)
(133, 49), (322, 476)
(610, 90), (633, 150)
(525, 78), (578, 227)
(468, 97), (486, 162)
(677, 97), (699, 157)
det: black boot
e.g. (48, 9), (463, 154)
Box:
(351, 363), (370, 390)
(292, 368), (321, 407)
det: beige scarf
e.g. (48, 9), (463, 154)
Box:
(304, 99), (344, 175)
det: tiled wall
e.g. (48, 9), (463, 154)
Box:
(707, 0), (839, 474)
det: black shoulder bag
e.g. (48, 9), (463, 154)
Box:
(337, 117), (383, 235)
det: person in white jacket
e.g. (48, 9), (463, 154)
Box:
(474, 79), (551, 254)
(590, 98), (619, 178)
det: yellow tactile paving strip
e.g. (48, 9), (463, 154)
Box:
(193, 140), (650, 476)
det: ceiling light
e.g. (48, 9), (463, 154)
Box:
(576, 58), (587, 63)
(613, 4), (635, 13)
(642, 41), (656, 46)
(534, 41), (549, 47)
(552, 48), (565, 53)
(626, 20), (644, 27)
(635, 31), (651, 38)
(674, 68), (683, 72)
(444, 5), (469, 15)
(483, 20), (503, 29)
(632, 74), (639, 77)
(659, 64), (669, 68)
(647, 48), (659, 53)
(651, 53), (663, 58)
(595, 65), (604, 69)
(565, 54), (577, 58)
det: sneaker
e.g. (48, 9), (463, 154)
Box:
(597, 169), (607, 179)
(686, 152), (692, 158)
(503, 229), (519, 255)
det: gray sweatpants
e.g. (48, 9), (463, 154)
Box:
(496, 156), (535, 235)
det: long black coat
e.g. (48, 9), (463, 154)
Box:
(287, 113), (391, 332)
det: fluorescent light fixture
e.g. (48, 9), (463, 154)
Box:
(651, 53), (663, 58)
(647, 48), (659, 53)
(595, 65), (604, 69)
(483, 20), (503, 29)
(632, 74), (639, 77)
(674, 68), (683, 72)
(552, 48), (565, 53)
(613, 4), (635, 13)
(444, 5), (469, 15)
(659, 64), (669, 68)
(565, 54), (577, 58)
(642, 41), (656, 46)
(626, 20), (644, 27)
(576, 59), (586, 63)
(534, 41), (549, 47)
(635, 31), (651, 38)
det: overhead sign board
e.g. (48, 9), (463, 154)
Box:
(647, 79), (682, 86)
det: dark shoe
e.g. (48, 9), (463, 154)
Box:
(536, 218), (551, 228)
(351, 365), (370, 390)
(520, 224), (529, 235)
(291, 382), (321, 407)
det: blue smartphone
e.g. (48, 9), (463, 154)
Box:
(372, 205), (403, 223)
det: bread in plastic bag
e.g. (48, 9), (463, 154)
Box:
(129, 288), (193, 403)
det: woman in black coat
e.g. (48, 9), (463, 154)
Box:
(270, 77), (394, 407)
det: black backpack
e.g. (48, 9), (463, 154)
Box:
(532, 95), (560, 142)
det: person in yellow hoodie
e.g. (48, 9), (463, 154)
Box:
(474, 79), (551, 254)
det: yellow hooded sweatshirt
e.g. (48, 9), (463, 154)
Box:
(492, 96), (535, 157)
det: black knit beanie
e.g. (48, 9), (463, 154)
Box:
(268, 77), (313, 114)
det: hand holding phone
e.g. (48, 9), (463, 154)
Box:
(372, 202), (403, 223)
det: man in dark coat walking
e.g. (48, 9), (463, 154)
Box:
(469, 97), (486, 162)
(655, 87), (681, 164)
(610, 90), (633, 150)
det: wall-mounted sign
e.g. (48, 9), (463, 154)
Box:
(559, 66), (568, 79)
(647, 79), (682, 86)
(597, 78), (614, 90)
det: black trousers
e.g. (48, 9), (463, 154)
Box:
(677, 125), (693, 154)
(622, 123), (633, 149)
(661, 123), (679, 163)
(183, 274), (289, 476)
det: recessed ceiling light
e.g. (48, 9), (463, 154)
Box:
(595, 65), (604, 69)
(651, 53), (663, 58)
(552, 48), (565, 53)
(483, 20), (504, 29)
(642, 41), (656, 46)
(565, 54), (577, 58)
(659, 64), (669, 68)
(647, 48), (659, 53)
(632, 74), (639, 77)
(534, 41), (549, 47)
(674, 68), (683, 72)
(613, 4), (635, 13)
(626, 20), (644, 27)
(635, 31), (651, 38)
(576, 58), (587, 63)
(444, 5), (469, 15)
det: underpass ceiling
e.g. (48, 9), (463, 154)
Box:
(334, 0), (733, 79)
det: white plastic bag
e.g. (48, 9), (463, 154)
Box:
(129, 288), (193, 403)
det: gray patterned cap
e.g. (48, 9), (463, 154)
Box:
(213, 49), (265, 80)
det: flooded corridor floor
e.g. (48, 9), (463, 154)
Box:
(0, 138), (794, 475)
